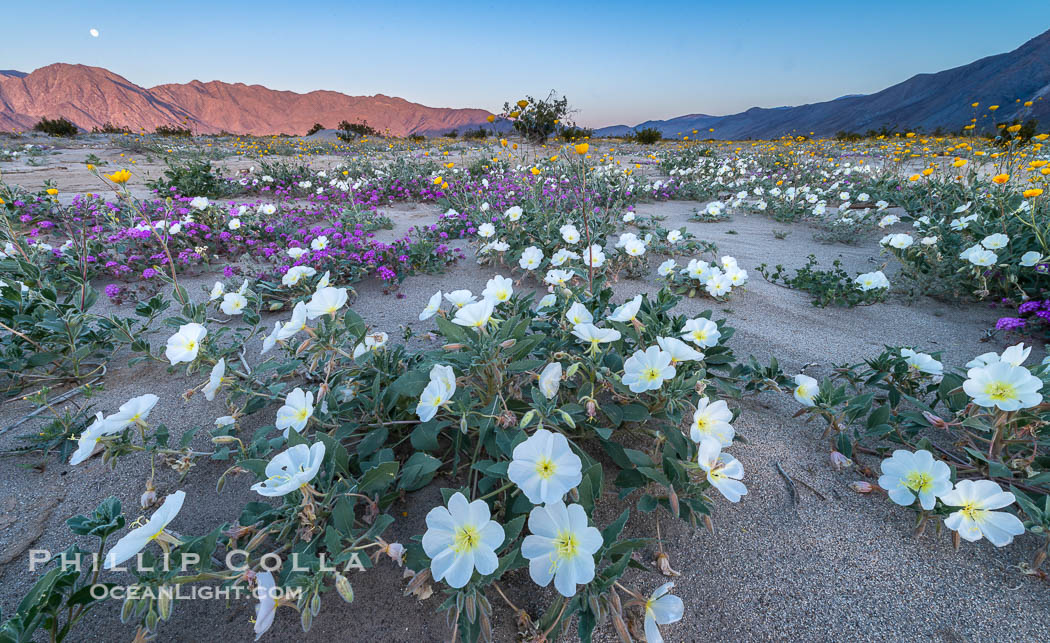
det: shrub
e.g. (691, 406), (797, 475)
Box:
(560, 125), (593, 141)
(154, 124), (192, 137)
(462, 127), (487, 140)
(33, 117), (78, 137)
(500, 91), (572, 143)
(337, 120), (380, 141)
(631, 127), (663, 144)
(92, 123), (131, 134)
(305, 122), (325, 136)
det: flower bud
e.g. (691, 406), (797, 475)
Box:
(829, 451), (852, 471)
(586, 400), (597, 418)
(520, 410), (537, 428)
(922, 410), (949, 429)
(212, 435), (239, 444)
(850, 481), (873, 493)
(499, 339), (516, 349)
(140, 484), (157, 510)
(442, 343), (465, 351)
(335, 574), (355, 603)
(564, 362), (580, 379)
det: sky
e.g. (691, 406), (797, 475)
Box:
(2, 1), (1048, 127)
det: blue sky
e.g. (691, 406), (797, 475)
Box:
(3, 1), (1047, 126)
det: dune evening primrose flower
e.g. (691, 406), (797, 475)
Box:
(253, 571), (280, 640)
(855, 270), (889, 291)
(680, 318), (720, 348)
(504, 205), (523, 220)
(422, 492), (505, 588)
(644, 582), (685, 643)
(519, 246), (544, 270)
(209, 281), (225, 301)
(538, 362), (562, 399)
(482, 275), (513, 304)
(622, 346), (675, 393)
(251, 442), (326, 497)
(565, 303), (593, 326)
(941, 479), (1025, 546)
(793, 374), (818, 406)
(560, 224), (580, 244)
(877, 449), (952, 510)
(655, 336), (704, 364)
(305, 286), (348, 319)
(657, 259), (677, 277)
(571, 323), (621, 353)
(697, 438), (747, 503)
(420, 290), (442, 320)
(608, 294), (643, 323)
(281, 265), (316, 287)
(508, 428), (582, 504)
(445, 289), (476, 308)
(521, 501), (603, 597)
(277, 301), (308, 340)
(275, 387), (314, 436)
(901, 348), (943, 376)
(1020, 251), (1042, 267)
(165, 322), (207, 365)
(453, 299), (495, 330)
(416, 365), (457, 422)
(220, 292), (248, 316)
(963, 361), (1043, 411)
(104, 490), (185, 569)
(690, 397), (734, 445)
(352, 331), (388, 359)
(69, 412), (119, 465)
(203, 358), (226, 401)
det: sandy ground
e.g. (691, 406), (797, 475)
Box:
(1, 137), (1048, 642)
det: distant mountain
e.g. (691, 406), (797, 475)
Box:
(596, 29), (1050, 139)
(0, 64), (495, 136)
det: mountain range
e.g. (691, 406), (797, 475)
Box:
(598, 28), (1050, 138)
(0, 64), (494, 136)
(1, 28), (1048, 139)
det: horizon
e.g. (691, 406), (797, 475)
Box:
(3, 1), (1048, 128)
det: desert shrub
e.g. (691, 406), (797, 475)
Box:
(154, 124), (192, 137)
(462, 127), (487, 140)
(337, 120), (380, 140)
(407, 133), (425, 142)
(758, 255), (888, 307)
(500, 90), (571, 143)
(443, 129), (458, 138)
(560, 125), (593, 141)
(305, 122), (325, 136)
(147, 157), (235, 197)
(92, 123), (131, 134)
(631, 127), (663, 144)
(33, 117), (77, 137)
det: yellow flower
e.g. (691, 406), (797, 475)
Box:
(1023, 188), (1043, 198)
(86, 163), (95, 170)
(922, 168), (934, 176)
(499, 138), (507, 147)
(433, 176), (442, 185)
(106, 169), (132, 184)
(486, 115), (495, 123)
(908, 174), (920, 182)
(530, 167), (540, 175)
(992, 173), (1010, 184)
(516, 99), (528, 108)
(46, 188), (58, 196)
(1036, 134), (1049, 141)
(509, 111), (520, 118)
(952, 158), (966, 168)
(1025, 101), (1034, 107)
(1007, 124), (1022, 133)
(971, 102), (979, 108)
(989, 105), (999, 111)
(573, 143), (589, 155)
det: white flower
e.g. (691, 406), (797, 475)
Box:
(282, 265), (317, 286)
(305, 287), (348, 319)
(258, 203), (277, 215)
(275, 388), (314, 436)
(551, 248), (579, 266)
(967, 343), (1032, 369)
(352, 331), (388, 359)
(251, 442), (326, 497)
(582, 244), (605, 268)
(941, 480), (1025, 546)
(887, 233), (914, 249)
(477, 223), (495, 238)
(566, 303), (593, 326)
(287, 247), (307, 259)
(228, 218), (241, 231)
(967, 248), (997, 267)
(519, 246), (544, 270)
(690, 397), (734, 445)
(623, 238), (646, 257)
(793, 374), (818, 406)
(452, 299), (495, 330)
(680, 318), (720, 348)
(963, 361), (1043, 411)
(253, 571), (279, 640)
(1020, 251), (1042, 267)
(69, 412), (119, 465)
(538, 362), (562, 399)
(423, 492), (505, 588)
(544, 269), (573, 287)
(504, 205), (523, 220)
(697, 438), (747, 503)
(622, 211), (636, 223)
(536, 293), (557, 310)
(445, 290), (476, 308)
(667, 229), (682, 243)
(901, 348), (943, 376)
(482, 275), (513, 304)
(416, 365), (457, 422)
(855, 270), (889, 291)
(644, 582), (684, 643)
(220, 292), (248, 315)
(508, 428), (582, 504)
(981, 233), (1009, 250)
(165, 322), (207, 365)
(209, 281), (224, 301)
(657, 259), (676, 277)
(310, 235), (329, 251)
(656, 336), (704, 364)
(705, 274), (732, 298)
(521, 501), (603, 597)
(190, 196), (210, 210)
(571, 323), (621, 351)
(877, 449), (952, 510)
(622, 346), (675, 393)
(277, 301), (309, 341)
(104, 491), (185, 569)
(420, 290), (442, 320)
(203, 358), (226, 401)
(608, 294), (642, 323)
(560, 224), (580, 244)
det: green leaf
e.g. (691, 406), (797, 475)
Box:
(399, 453), (442, 491)
(356, 461), (400, 494)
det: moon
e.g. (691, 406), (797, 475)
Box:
(89, 28), (99, 38)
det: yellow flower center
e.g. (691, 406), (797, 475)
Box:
(903, 471), (932, 493)
(452, 524), (480, 553)
(294, 408), (309, 422)
(554, 530), (579, 559)
(983, 380), (1017, 402)
(535, 457), (556, 480)
(643, 367), (661, 382)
